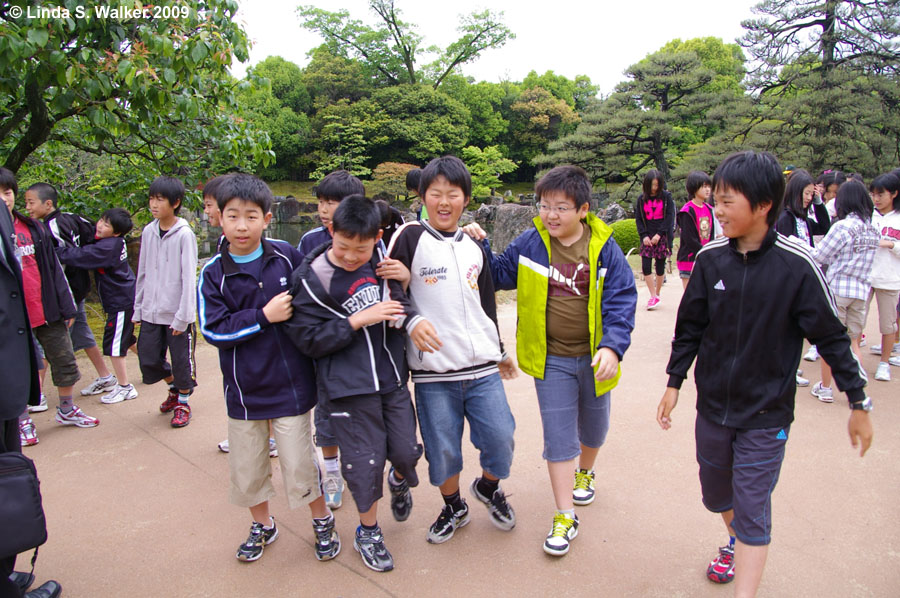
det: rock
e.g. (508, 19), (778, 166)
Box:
(504, 190), (512, 197)
(602, 203), (627, 224)
(481, 203), (536, 253)
(490, 196), (503, 205)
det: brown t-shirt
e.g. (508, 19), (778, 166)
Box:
(546, 224), (591, 356)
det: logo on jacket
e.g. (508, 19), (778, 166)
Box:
(419, 266), (447, 285)
(280, 276), (287, 287)
(466, 264), (480, 290)
(714, 279), (726, 291)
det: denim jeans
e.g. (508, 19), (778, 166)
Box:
(414, 373), (515, 486)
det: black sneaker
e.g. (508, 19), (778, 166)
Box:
(388, 469), (413, 522)
(426, 501), (470, 544)
(354, 525), (394, 572)
(236, 519), (279, 562)
(469, 478), (516, 531)
(312, 514), (341, 561)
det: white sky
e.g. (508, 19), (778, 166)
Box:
(231, 0), (761, 95)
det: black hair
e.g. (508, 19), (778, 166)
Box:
(685, 170), (712, 200)
(0, 167), (17, 196)
(26, 182), (58, 207)
(815, 170), (847, 190)
(215, 173), (273, 214)
(331, 194), (381, 240)
(148, 176), (185, 214)
(202, 174), (230, 200)
(782, 168), (815, 217)
(641, 169), (666, 199)
(314, 170), (365, 202)
(101, 207), (134, 236)
(870, 173), (900, 211)
(847, 172), (864, 184)
(712, 150), (785, 227)
(419, 155), (471, 199)
(406, 168), (422, 193)
(535, 165), (592, 209)
(373, 199), (393, 228)
(835, 180), (874, 221)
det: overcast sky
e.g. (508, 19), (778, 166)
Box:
(231, 0), (761, 94)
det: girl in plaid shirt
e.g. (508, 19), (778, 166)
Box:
(809, 180), (880, 401)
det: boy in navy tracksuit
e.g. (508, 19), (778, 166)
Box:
(198, 174), (338, 564)
(286, 194), (421, 573)
(57, 208), (138, 404)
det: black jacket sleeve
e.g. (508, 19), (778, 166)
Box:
(285, 270), (358, 359)
(666, 251), (710, 388)
(634, 195), (649, 241)
(774, 211), (796, 238)
(677, 210), (701, 262)
(665, 192), (676, 248)
(808, 202), (831, 237)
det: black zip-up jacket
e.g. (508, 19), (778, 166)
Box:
(56, 236), (135, 312)
(774, 202), (830, 247)
(635, 191), (676, 245)
(666, 228), (867, 429)
(13, 212), (76, 324)
(45, 209), (96, 303)
(284, 241), (409, 402)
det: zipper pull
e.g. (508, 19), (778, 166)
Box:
(259, 281), (263, 289)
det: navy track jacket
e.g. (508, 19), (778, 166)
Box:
(56, 236), (135, 312)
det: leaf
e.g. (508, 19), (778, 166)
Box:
(163, 68), (176, 84)
(27, 28), (50, 48)
(190, 43), (207, 64)
(105, 98), (118, 112)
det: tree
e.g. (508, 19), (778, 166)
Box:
(372, 161), (418, 197)
(507, 87), (580, 173)
(298, 0), (514, 88)
(461, 145), (517, 197)
(440, 77), (509, 147)
(302, 46), (374, 108)
(521, 70), (600, 111)
(311, 106), (373, 178)
(249, 56), (311, 114)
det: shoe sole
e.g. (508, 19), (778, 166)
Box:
(543, 527), (578, 556)
(55, 416), (99, 428)
(81, 384), (117, 396)
(20, 439), (39, 447)
(325, 495), (342, 509)
(426, 514), (470, 544)
(171, 419), (191, 428)
(236, 528), (279, 562)
(874, 375), (891, 382)
(27, 405), (48, 413)
(573, 494), (595, 506)
(795, 379), (810, 387)
(101, 392), (138, 404)
(803, 355), (818, 361)
(353, 540), (394, 572)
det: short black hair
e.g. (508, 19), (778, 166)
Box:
(406, 168), (422, 193)
(712, 151), (785, 227)
(816, 170), (847, 189)
(0, 167), (17, 196)
(203, 174), (230, 200)
(642, 169), (666, 198)
(101, 207), (134, 236)
(420, 155), (471, 199)
(215, 173), (273, 214)
(870, 172), (900, 211)
(685, 170), (712, 200)
(331, 194), (381, 240)
(782, 168), (815, 216)
(314, 170), (365, 202)
(836, 180), (875, 221)
(148, 176), (185, 214)
(373, 199), (393, 228)
(26, 182), (58, 207)
(535, 165), (592, 209)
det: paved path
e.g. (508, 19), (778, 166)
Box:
(23, 278), (900, 597)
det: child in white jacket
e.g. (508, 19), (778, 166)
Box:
(867, 173), (900, 381)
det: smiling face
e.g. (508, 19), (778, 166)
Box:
(203, 195), (221, 227)
(694, 183), (712, 203)
(328, 230), (380, 272)
(220, 198), (271, 256)
(538, 191), (589, 245)
(714, 185), (772, 251)
(95, 217), (116, 239)
(23, 190), (54, 219)
(423, 175), (468, 232)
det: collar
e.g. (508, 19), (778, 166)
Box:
(220, 238), (281, 275)
(728, 227), (777, 261)
(420, 219), (465, 242)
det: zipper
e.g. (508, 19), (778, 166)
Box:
(723, 252), (749, 424)
(450, 243), (477, 364)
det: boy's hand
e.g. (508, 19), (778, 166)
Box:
(848, 411), (873, 457)
(878, 239), (895, 249)
(375, 258), (410, 286)
(171, 327), (183, 336)
(591, 347), (619, 381)
(461, 223), (487, 241)
(262, 291), (293, 324)
(410, 320), (442, 353)
(348, 300), (405, 330)
(656, 387), (679, 430)
(498, 356), (518, 380)
(65, 318), (74, 329)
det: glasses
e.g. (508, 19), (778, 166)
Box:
(536, 203), (574, 214)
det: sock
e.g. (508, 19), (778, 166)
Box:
(728, 536), (736, 548)
(557, 509), (575, 518)
(313, 513), (333, 525)
(120, 383), (133, 390)
(18, 410), (30, 424)
(359, 522), (378, 532)
(442, 490), (465, 511)
(59, 395), (74, 413)
(262, 517), (275, 530)
(476, 476), (500, 498)
(178, 392), (190, 405)
(100, 374), (114, 381)
(324, 455), (340, 475)
(388, 469), (403, 486)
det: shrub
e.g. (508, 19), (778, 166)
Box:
(610, 218), (640, 253)
(372, 162), (419, 198)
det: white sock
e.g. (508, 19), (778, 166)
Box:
(324, 455), (339, 475)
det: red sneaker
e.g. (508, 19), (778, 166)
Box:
(170, 404), (191, 428)
(707, 545), (735, 583)
(159, 388), (179, 413)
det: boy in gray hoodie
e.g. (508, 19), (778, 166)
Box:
(133, 176), (198, 427)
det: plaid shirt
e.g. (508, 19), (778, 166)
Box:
(812, 213), (880, 300)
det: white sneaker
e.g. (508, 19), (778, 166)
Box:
(870, 343), (900, 355)
(268, 437), (278, 458)
(795, 373), (810, 387)
(874, 362), (891, 382)
(100, 384), (138, 404)
(217, 439), (230, 453)
(803, 346), (819, 362)
(80, 375), (117, 396)
(28, 393), (48, 413)
(323, 471), (344, 509)
(890, 355), (900, 367)
(811, 381), (833, 403)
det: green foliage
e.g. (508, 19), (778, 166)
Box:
(461, 146), (518, 197)
(372, 162), (418, 197)
(659, 38), (745, 95)
(311, 109), (372, 178)
(507, 87), (580, 172)
(249, 56), (311, 114)
(302, 46), (373, 107)
(610, 219), (640, 253)
(441, 77), (510, 146)
(521, 70), (599, 111)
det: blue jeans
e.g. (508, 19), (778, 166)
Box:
(533, 354), (610, 462)
(414, 373), (515, 486)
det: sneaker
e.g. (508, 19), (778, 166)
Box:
(874, 362), (891, 382)
(19, 418), (38, 447)
(323, 471), (344, 509)
(388, 469), (413, 522)
(646, 297), (660, 310)
(890, 355), (900, 367)
(811, 381), (834, 403)
(795, 373), (810, 387)
(859, 334), (866, 347)
(427, 502), (470, 544)
(159, 387), (179, 413)
(55, 405), (99, 427)
(707, 544), (735, 583)
(170, 404), (191, 427)
(236, 519), (278, 562)
(469, 478), (516, 531)
(80, 375), (117, 396)
(354, 525), (394, 572)
(27, 394), (48, 413)
(868, 342), (899, 355)
(543, 512), (579, 556)
(803, 346), (819, 361)
(100, 384), (138, 404)
(573, 469), (595, 506)
(268, 437), (278, 458)
(218, 439), (229, 453)
(312, 515), (341, 561)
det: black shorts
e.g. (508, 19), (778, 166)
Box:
(137, 321), (197, 390)
(103, 310), (137, 357)
(695, 414), (789, 546)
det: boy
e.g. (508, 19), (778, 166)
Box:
(133, 176), (198, 428)
(57, 208), (138, 404)
(656, 151), (873, 596)
(387, 155), (518, 544)
(463, 165), (637, 556)
(198, 173), (338, 563)
(0, 168), (98, 447)
(286, 194), (421, 572)
(24, 182), (117, 402)
(297, 170), (365, 510)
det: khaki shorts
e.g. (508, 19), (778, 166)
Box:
(228, 414), (322, 509)
(867, 288), (900, 335)
(835, 296), (867, 338)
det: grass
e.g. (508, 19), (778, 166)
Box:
(83, 301), (108, 340)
